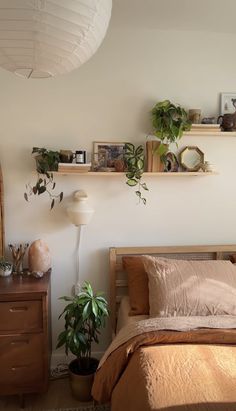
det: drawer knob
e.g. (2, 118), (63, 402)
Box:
(11, 365), (28, 371)
(10, 307), (28, 312)
(11, 340), (29, 345)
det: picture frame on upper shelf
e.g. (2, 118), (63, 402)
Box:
(92, 141), (125, 171)
(220, 92), (236, 115)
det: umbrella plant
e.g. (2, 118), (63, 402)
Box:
(57, 282), (109, 373)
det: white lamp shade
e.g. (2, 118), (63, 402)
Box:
(67, 190), (94, 226)
(0, 0), (112, 78)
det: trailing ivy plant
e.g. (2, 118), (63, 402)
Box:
(124, 143), (148, 205)
(24, 147), (63, 210)
(57, 282), (109, 372)
(151, 100), (191, 155)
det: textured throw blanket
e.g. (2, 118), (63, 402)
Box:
(99, 315), (236, 368)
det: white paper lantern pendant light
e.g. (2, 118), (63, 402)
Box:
(0, 0), (112, 79)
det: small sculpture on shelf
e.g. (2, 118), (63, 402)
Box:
(163, 152), (179, 172)
(8, 243), (29, 274)
(201, 161), (214, 173)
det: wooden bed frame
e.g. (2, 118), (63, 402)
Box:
(109, 245), (236, 335)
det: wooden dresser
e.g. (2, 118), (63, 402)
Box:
(0, 273), (51, 398)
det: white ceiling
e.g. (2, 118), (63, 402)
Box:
(112, 0), (236, 34)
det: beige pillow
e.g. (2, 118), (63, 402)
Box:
(122, 256), (149, 315)
(142, 256), (236, 318)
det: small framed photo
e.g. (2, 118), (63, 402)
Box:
(92, 142), (125, 171)
(220, 92), (236, 115)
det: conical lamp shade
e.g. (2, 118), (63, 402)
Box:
(0, 0), (112, 78)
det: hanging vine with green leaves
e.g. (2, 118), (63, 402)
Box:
(24, 147), (63, 210)
(124, 143), (149, 205)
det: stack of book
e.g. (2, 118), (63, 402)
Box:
(58, 163), (91, 173)
(190, 123), (221, 133)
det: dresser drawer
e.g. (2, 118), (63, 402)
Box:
(0, 334), (44, 390)
(0, 300), (42, 333)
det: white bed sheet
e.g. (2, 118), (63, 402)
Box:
(116, 296), (149, 333)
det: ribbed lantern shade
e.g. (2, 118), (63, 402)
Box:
(67, 191), (94, 226)
(0, 0), (112, 79)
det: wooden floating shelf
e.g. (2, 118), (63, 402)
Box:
(184, 131), (236, 137)
(55, 171), (218, 177)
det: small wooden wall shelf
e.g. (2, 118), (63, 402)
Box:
(55, 171), (218, 177)
(184, 131), (236, 137)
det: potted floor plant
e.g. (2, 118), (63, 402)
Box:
(24, 147), (63, 209)
(149, 99), (191, 171)
(57, 282), (109, 401)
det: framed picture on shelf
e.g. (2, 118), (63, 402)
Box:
(92, 142), (125, 171)
(220, 92), (236, 115)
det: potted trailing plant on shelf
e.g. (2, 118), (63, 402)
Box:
(24, 147), (63, 210)
(0, 257), (12, 277)
(149, 100), (191, 171)
(57, 282), (109, 402)
(124, 143), (149, 205)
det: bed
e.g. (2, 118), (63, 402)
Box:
(92, 245), (236, 411)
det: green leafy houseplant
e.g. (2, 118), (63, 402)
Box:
(151, 100), (191, 155)
(24, 147), (63, 210)
(57, 282), (108, 374)
(124, 143), (149, 205)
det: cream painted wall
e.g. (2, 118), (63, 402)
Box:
(1, 25), (236, 359)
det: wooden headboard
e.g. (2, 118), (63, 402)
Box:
(109, 245), (236, 335)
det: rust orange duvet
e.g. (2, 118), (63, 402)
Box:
(92, 316), (236, 411)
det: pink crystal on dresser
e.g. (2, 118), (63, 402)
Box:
(28, 239), (51, 273)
